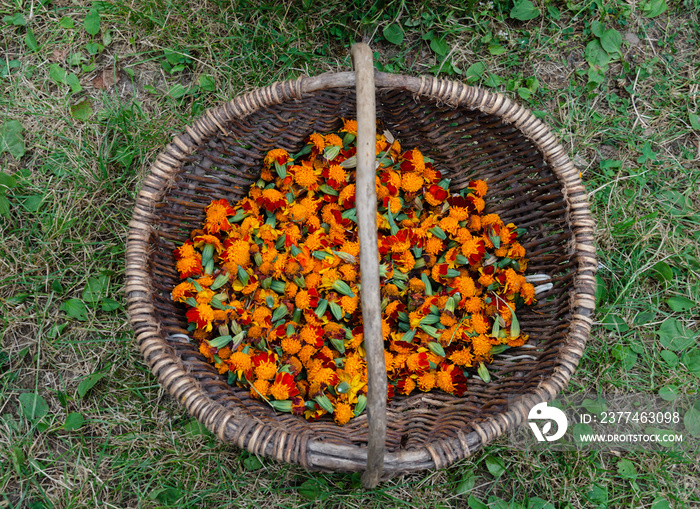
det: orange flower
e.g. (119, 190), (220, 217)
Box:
(252, 351), (278, 380)
(449, 348), (474, 367)
(281, 336), (302, 355)
(227, 351), (253, 378)
(186, 303), (215, 331)
(308, 132), (325, 152)
(334, 402), (354, 425)
(400, 172), (423, 193)
(340, 118), (358, 136)
(327, 164), (346, 187)
(172, 281), (196, 302)
(204, 199), (235, 234)
(264, 148), (291, 167)
(176, 255), (202, 279)
(471, 314), (489, 335)
(269, 372), (299, 400)
(293, 162), (318, 189)
(469, 179), (488, 198)
(222, 239), (251, 267)
(324, 133), (343, 147)
(416, 371), (436, 392)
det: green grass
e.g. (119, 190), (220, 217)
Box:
(1, 0), (699, 507)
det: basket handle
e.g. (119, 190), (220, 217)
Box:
(351, 42), (387, 489)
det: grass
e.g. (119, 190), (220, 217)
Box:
(1, 0), (698, 507)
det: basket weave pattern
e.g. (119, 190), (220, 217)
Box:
(126, 72), (596, 474)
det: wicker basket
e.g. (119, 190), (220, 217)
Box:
(125, 44), (596, 485)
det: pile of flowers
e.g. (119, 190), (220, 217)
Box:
(171, 119), (536, 425)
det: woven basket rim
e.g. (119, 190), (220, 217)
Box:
(125, 69), (597, 475)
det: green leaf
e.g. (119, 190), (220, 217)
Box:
(465, 62), (486, 83)
(484, 455), (505, 477)
(168, 83), (188, 99)
(70, 99), (93, 121)
(59, 16), (75, 29)
(0, 195), (11, 217)
(650, 261), (673, 282)
(61, 298), (88, 321)
(510, 0), (540, 20)
(658, 385), (679, 401)
(528, 498), (555, 509)
(611, 344), (637, 369)
(684, 400), (700, 437)
(21, 194), (43, 213)
(660, 350), (679, 367)
(100, 298), (121, 312)
(383, 23), (404, 45)
(84, 9), (101, 36)
(298, 479), (328, 501)
(600, 29), (622, 56)
(666, 296), (696, 312)
(584, 39), (610, 67)
(586, 484), (608, 505)
(242, 455), (263, 471)
(430, 38), (449, 56)
(0, 171), (17, 189)
(633, 310), (655, 326)
(681, 349), (700, 374)
(19, 393), (49, 421)
(77, 371), (107, 399)
(65, 73), (82, 93)
(651, 498), (671, 509)
(455, 473), (476, 495)
(0, 120), (26, 160)
(690, 113), (700, 131)
(49, 63), (67, 84)
(82, 275), (108, 303)
(25, 27), (38, 51)
(590, 20), (605, 38)
(7, 293), (30, 305)
(199, 75), (216, 92)
(467, 495), (489, 509)
(3, 13), (26, 26)
(149, 487), (182, 504)
(601, 313), (629, 333)
(657, 318), (696, 351)
(85, 41), (101, 55)
(641, 0), (668, 18)
(63, 412), (84, 430)
(616, 458), (637, 478)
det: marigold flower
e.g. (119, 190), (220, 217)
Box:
(269, 372), (299, 400)
(176, 255), (202, 279)
(204, 199), (236, 234)
(334, 402), (354, 425)
(449, 348), (473, 367)
(408, 277), (426, 292)
(324, 133), (343, 147)
(469, 179), (488, 198)
(250, 379), (270, 400)
(338, 184), (356, 209)
(416, 371), (436, 392)
(521, 282), (536, 305)
(174, 241), (197, 260)
(172, 281), (196, 302)
(223, 239), (251, 268)
(425, 184), (449, 206)
(281, 335), (302, 355)
(340, 295), (359, 315)
(308, 132), (325, 152)
(471, 314), (490, 335)
(397, 377), (416, 395)
(400, 172), (424, 193)
(264, 148), (291, 167)
(186, 303), (215, 331)
(425, 236), (443, 256)
(293, 163), (318, 189)
(327, 164), (346, 187)
(227, 351), (253, 377)
(464, 296), (483, 314)
(340, 118), (358, 136)
(471, 334), (493, 359)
